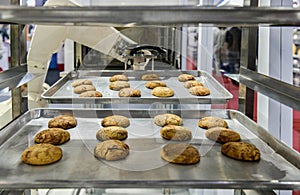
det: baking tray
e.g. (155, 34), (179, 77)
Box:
(0, 108), (300, 190)
(41, 70), (233, 104)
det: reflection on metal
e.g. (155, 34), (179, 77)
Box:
(239, 67), (300, 111)
(1, 6), (300, 26)
(0, 65), (36, 95)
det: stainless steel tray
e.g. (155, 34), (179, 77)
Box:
(41, 70), (233, 104)
(0, 108), (300, 189)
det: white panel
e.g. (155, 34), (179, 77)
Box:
(64, 39), (74, 73)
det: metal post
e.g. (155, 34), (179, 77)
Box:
(238, 0), (258, 119)
(10, 0), (26, 119)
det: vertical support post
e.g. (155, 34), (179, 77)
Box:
(238, 0), (258, 119)
(10, 0), (26, 119)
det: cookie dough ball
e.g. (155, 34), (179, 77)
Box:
(94, 140), (129, 161)
(160, 125), (192, 141)
(178, 74), (195, 82)
(79, 91), (103, 97)
(189, 86), (210, 96)
(71, 79), (93, 87)
(145, 81), (167, 89)
(96, 126), (128, 141)
(221, 142), (260, 161)
(74, 85), (96, 94)
(109, 74), (129, 82)
(205, 127), (240, 143)
(34, 128), (70, 145)
(198, 116), (228, 129)
(184, 80), (203, 88)
(161, 143), (200, 165)
(152, 87), (174, 97)
(141, 73), (160, 81)
(109, 81), (130, 91)
(118, 88), (141, 97)
(154, 113), (183, 127)
(101, 115), (130, 128)
(21, 144), (63, 165)
(48, 115), (77, 130)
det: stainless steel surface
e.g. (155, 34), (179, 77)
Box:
(0, 65), (37, 95)
(0, 108), (300, 189)
(239, 67), (300, 111)
(1, 6), (300, 26)
(41, 70), (233, 104)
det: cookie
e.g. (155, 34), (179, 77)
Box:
(34, 128), (70, 145)
(189, 86), (210, 96)
(198, 116), (228, 129)
(96, 126), (128, 141)
(94, 140), (129, 161)
(71, 79), (93, 87)
(160, 125), (192, 141)
(141, 73), (160, 81)
(101, 115), (130, 128)
(79, 91), (103, 97)
(145, 81), (167, 89)
(109, 74), (129, 82)
(152, 87), (174, 97)
(184, 80), (203, 88)
(205, 127), (240, 143)
(178, 74), (195, 82)
(109, 81), (130, 91)
(48, 115), (77, 130)
(154, 113), (183, 127)
(161, 143), (200, 165)
(221, 142), (260, 161)
(118, 88), (141, 97)
(21, 144), (63, 165)
(74, 85), (96, 94)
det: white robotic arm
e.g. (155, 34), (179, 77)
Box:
(27, 0), (136, 108)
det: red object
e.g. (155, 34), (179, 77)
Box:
(57, 63), (64, 71)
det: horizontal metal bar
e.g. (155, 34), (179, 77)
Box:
(1, 6), (300, 26)
(239, 67), (300, 111)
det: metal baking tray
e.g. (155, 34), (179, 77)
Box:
(41, 70), (233, 104)
(0, 108), (300, 190)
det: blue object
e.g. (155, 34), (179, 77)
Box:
(49, 53), (57, 70)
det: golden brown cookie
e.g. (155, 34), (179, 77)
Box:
(21, 144), (63, 165)
(109, 81), (130, 91)
(118, 88), (141, 97)
(198, 116), (228, 129)
(205, 127), (240, 143)
(96, 126), (128, 141)
(94, 140), (129, 161)
(109, 74), (129, 82)
(141, 73), (160, 81)
(221, 142), (260, 161)
(184, 80), (204, 88)
(161, 143), (200, 165)
(152, 87), (174, 97)
(71, 79), (93, 87)
(34, 128), (70, 145)
(74, 85), (96, 94)
(160, 125), (192, 141)
(145, 81), (167, 89)
(79, 91), (103, 97)
(154, 113), (183, 127)
(48, 115), (77, 130)
(189, 86), (210, 96)
(178, 74), (195, 82)
(101, 115), (130, 128)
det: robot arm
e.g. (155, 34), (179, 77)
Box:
(27, 0), (136, 108)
